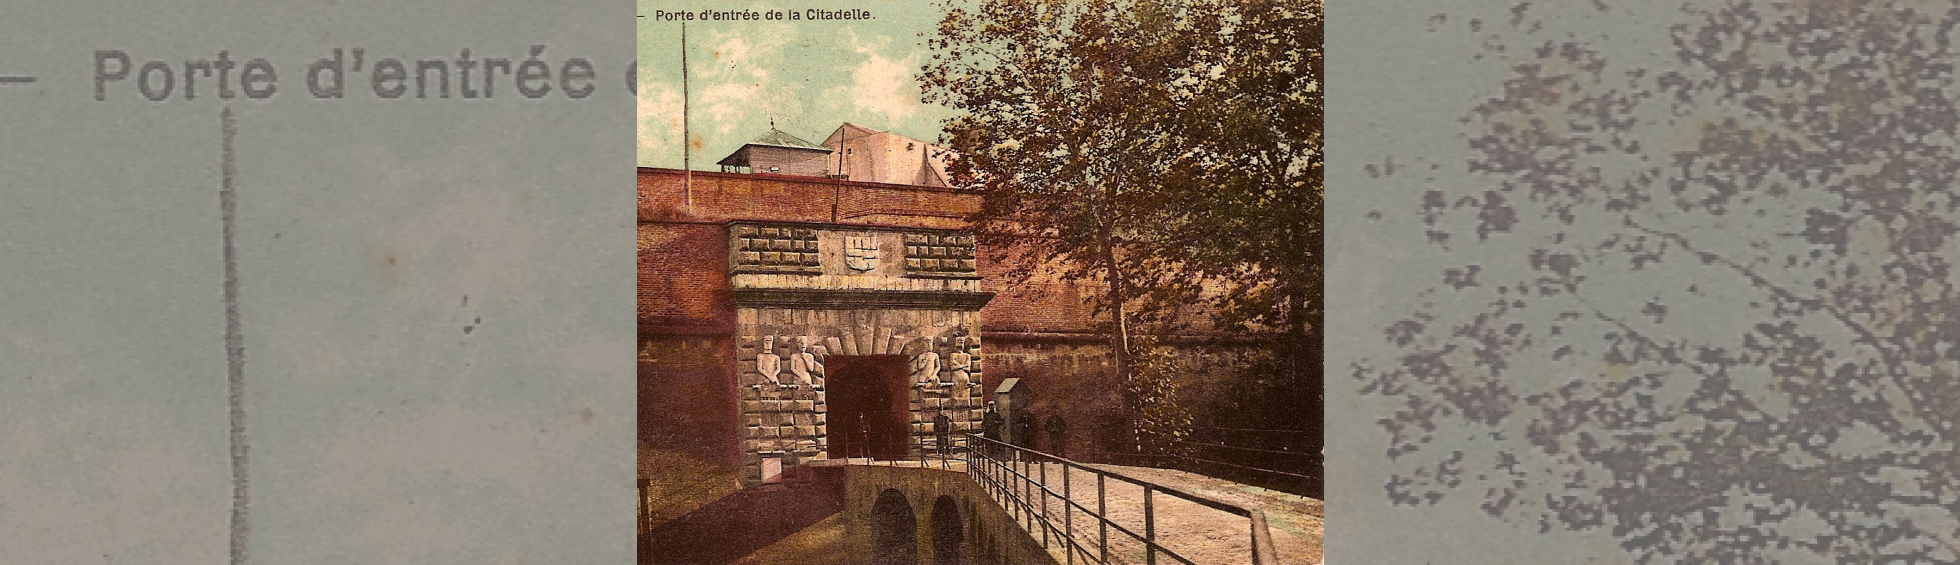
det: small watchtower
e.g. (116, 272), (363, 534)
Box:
(716, 127), (832, 177)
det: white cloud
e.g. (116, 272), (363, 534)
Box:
(637, 24), (803, 165)
(637, 20), (952, 164)
(699, 83), (762, 136)
(831, 27), (927, 127)
(636, 82), (683, 165)
(696, 28), (804, 136)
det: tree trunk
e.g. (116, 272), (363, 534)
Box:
(1098, 215), (1137, 453)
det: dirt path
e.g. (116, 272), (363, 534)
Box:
(978, 460), (1323, 565)
(1090, 464), (1322, 564)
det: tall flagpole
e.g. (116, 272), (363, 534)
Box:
(681, 21), (692, 210)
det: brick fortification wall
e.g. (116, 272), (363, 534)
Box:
(638, 167), (1299, 477)
(638, 168), (975, 229)
(639, 221), (737, 468)
(639, 168), (980, 472)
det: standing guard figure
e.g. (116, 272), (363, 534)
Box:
(1045, 414), (1068, 458)
(982, 401), (1003, 456)
(932, 412), (953, 456)
(854, 413), (873, 460)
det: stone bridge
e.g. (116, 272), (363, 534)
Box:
(844, 463), (1058, 565)
(644, 455), (1312, 564)
(641, 461), (1057, 565)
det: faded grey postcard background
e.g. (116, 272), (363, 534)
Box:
(0, 2), (633, 562)
(1336, 1), (1960, 563)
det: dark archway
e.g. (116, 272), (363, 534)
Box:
(872, 489), (919, 565)
(930, 495), (963, 565)
(829, 355), (912, 460)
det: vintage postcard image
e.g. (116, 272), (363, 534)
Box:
(636, 1), (1322, 563)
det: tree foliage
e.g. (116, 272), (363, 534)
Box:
(921, 0), (1323, 446)
(1126, 334), (1196, 456)
(1360, 2), (1960, 561)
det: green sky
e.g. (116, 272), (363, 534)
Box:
(637, 0), (959, 168)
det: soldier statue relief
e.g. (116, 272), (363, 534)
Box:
(912, 337), (942, 387)
(948, 336), (972, 386)
(756, 335), (784, 388)
(790, 336), (824, 390)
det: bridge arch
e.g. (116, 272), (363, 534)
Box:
(930, 495), (964, 565)
(872, 488), (920, 565)
(848, 466), (1059, 565)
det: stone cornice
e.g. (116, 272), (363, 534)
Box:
(732, 288), (995, 311)
(728, 219), (972, 236)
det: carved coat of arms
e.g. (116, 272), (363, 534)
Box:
(845, 236), (879, 271)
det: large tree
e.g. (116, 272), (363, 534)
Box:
(922, 0), (1323, 451)
(1360, 1), (1960, 561)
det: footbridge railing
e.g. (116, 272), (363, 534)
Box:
(962, 434), (1280, 565)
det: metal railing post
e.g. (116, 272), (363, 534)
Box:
(1007, 450), (1017, 522)
(991, 449), (1000, 500)
(1040, 457), (1050, 547)
(1013, 451), (1022, 527)
(1017, 451), (1027, 525)
(1144, 485), (1157, 565)
(984, 443), (993, 495)
(1023, 454), (1034, 534)
(1098, 474), (1107, 564)
(1063, 462), (1073, 565)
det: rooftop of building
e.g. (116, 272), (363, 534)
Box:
(716, 128), (833, 167)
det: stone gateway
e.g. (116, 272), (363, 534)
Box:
(640, 124), (1285, 489)
(729, 221), (992, 475)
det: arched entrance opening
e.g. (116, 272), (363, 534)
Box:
(872, 489), (919, 565)
(930, 495), (964, 565)
(830, 355), (912, 460)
